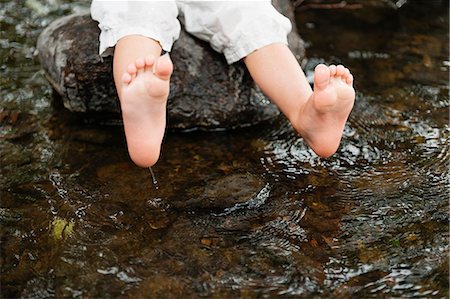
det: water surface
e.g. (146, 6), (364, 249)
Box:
(1, 1), (448, 298)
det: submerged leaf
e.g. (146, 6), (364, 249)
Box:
(50, 218), (75, 240)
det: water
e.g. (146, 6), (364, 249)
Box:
(1, 0), (449, 298)
(148, 167), (159, 190)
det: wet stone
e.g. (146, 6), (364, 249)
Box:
(0, 208), (22, 223)
(0, 110), (38, 140)
(143, 203), (172, 230)
(36, 0), (305, 130)
(69, 128), (115, 145)
(171, 173), (266, 211)
(146, 213), (171, 230)
(0, 141), (32, 166)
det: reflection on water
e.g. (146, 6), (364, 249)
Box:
(1, 0), (449, 298)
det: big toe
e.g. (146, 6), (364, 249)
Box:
(314, 64), (331, 90)
(154, 53), (173, 81)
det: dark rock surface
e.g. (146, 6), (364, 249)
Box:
(170, 173), (266, 211)
(37, 0), (305, 130)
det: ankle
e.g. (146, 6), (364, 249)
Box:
(289, 96), (311, 131)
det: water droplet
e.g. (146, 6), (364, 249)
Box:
(148, 167), (159, 190)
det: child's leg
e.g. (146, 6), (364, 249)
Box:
(91, 0), (180, 167)
(177, 1), (354, 157)
(244, 43), (355, 158)
(113, 36), (173, 167)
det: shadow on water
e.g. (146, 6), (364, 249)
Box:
(1, 0), (449, 298)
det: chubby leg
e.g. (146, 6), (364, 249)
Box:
(113, 35), (173, 167)
(244, 43), (355, 158)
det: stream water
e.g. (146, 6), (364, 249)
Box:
(1, 1), (449, 298)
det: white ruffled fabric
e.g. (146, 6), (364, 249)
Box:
(90, 0), (291, 64)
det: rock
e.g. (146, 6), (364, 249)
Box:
(0, 110), (39, 140)
(0, 208), (21, 223)
(37, 1), (305, 130)
(171, 173), (266, 211)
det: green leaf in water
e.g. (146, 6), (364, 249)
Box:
(50, 217), (75, 240)
(389, 238), (401, 247)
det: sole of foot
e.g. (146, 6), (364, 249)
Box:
(119, 53), (173, 167)
(295, 64), (355, 158)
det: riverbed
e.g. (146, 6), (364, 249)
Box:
(1, 0), (448, 297)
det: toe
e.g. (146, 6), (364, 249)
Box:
(343, 67), (350, 77)
(313, 64), (331, 90)
(346, 74), (354, 85)
(122, 72), (132, 84)
(329, 65), (337, 76)
(154, 53), (173, 81)
(144, 55), (155, 72)
(336, 65), (345, 76)
(342, 68), (350, 81)
(135, 57), (145, 69)
(127, 63), (137, 74)
(127, 63), (137, 79)
(135, 57), (145, 74)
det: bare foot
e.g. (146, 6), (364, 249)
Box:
(120, 54), (173, 167)
(294, 64), (355, 158)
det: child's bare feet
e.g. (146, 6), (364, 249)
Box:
(119, 54), (173, 167)
(294, 64), (355, 158)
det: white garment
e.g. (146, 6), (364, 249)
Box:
(90, 0), (292, 64)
